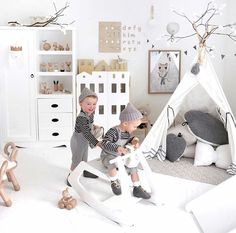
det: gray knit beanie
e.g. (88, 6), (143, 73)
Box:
(79, 87), (98, 102)
(119, 103), (143, 122)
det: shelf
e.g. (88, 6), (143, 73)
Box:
(37, 72), (73, 76)
(37, 93), (73, 99)
(38, 51), (73, 55)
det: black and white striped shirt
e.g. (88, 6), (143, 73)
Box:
(101, 126), (130, 152)
(74, 110), (98, 148)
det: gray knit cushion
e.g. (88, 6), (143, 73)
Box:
(166, 133), (187, 162)
(184, 110), (228, 146)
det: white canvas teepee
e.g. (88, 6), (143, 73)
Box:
(139, 53), (236, 175)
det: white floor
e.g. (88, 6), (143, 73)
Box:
(0, 146), (214, 233)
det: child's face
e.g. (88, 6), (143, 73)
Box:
(80, 96), (98, 115)
(122, 119), (141, 134)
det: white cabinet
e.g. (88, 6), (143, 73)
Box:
(37, 98), (73, 141)
(77, 72), (130, 132)
(0, 29), (37, 145)
(0, 27), (76, 147)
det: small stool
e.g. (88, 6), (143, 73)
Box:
(0, 142), (20, 207)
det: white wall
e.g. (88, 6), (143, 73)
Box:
(1, 0), (236, 123)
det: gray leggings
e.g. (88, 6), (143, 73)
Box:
(70, 131), (88, 170)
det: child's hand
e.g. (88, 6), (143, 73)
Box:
(96, 141), (102, 148)
(131, 137), (140, 149)
(117, 146), (128, 155)
(93, 125), (98, 129)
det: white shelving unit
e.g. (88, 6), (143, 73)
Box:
(36, 28), (76, 144)
(0, 27), (76, 148)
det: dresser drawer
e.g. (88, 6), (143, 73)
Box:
(38, 98), (72, 113)
(38, 113), (73, 128)
(39, 127), (72, 141)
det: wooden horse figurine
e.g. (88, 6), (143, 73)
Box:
(0, 142), (20, 206)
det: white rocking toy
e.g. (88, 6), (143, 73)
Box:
(68, 148), (159, 226)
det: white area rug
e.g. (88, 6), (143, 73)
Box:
(0, 147), (214, 233)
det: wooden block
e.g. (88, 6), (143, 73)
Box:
(94, 60), (110, 71)
(110, 59), (128, 71)
(78, 59), (94, 74)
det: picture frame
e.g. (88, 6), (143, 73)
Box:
(148, 50), (181, 94)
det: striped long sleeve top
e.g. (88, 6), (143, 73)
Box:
(101, 126), (131, 153)
(74, 110), (98, 148)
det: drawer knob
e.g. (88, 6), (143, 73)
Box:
(51, 118), (59, 122)
(51, 104), (58, 108)
(52, 132), (59, 136)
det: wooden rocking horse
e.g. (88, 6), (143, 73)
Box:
(0, 142), (20, 207)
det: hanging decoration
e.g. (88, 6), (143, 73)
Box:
(99, 21), (121, 53)
(166, 22), (180, 42)
(9, 45), (24, 66)
(148, 5), (157, 27)
(221, 54), (226, 60)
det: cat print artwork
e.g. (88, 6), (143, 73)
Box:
(149, 50), (180, 93)
(158, 62), (169, 85)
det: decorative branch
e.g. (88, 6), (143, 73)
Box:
(165, 1), (236, 47)
(8, 2), (75, 28)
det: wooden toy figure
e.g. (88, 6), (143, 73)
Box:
(58, 187), (77, 210)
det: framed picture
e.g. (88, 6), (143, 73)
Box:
(148, 50), (181, 94)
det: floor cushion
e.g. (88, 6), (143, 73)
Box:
(166, 133), (187, 162)
(184, 110), (228, 146)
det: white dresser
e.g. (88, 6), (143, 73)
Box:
(37, 98), (73, 141)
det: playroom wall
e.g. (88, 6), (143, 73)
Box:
(0, 0), (235, 123)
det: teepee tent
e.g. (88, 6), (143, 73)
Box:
(139, 52), (236, 175)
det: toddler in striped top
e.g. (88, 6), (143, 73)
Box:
(67, 88), (102, 186)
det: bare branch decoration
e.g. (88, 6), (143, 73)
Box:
(8, 2), (75, 28)
(164, 1), (236, 64)
(165, 1), (236, 46)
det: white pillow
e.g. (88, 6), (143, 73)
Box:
(194, 141), (217, 166)
(194, 141), (231, 169)
(215, 144), (231, 169)
(168, 124), (197, 146)
(183, 144), (196, 158)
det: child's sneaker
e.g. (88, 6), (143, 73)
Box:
(111, 179), (121, 195)
(133, 186), (151, 199)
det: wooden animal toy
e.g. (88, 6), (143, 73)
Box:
(0, 142), (20, 207)
(58, 187), (77, 210)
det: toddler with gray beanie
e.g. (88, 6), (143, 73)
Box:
(100, 103), (151, 199)
(67, 87), (103, 186)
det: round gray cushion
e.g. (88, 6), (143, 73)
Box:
(184, 110), (228, 146)
(166, 133), (187, 162)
